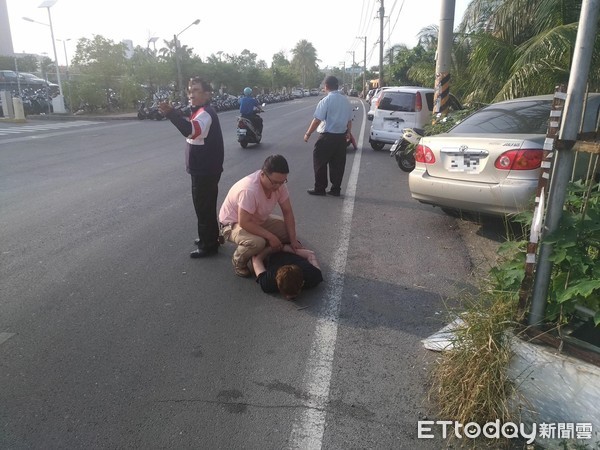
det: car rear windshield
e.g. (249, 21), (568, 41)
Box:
(452, 99), (552, 134)
(378, 91), (434, 112)
(378, 92), (417, 112)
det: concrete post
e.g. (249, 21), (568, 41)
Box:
(12, 97), (25, 121)
(1, 90), (14, 118)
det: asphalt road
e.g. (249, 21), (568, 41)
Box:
(0, 97), (490, 449)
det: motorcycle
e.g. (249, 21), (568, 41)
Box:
(137, 100), (165, 121)
(345, 106), (360, 150)
(236, 104), (264, 148)
(389, 127), (424, 172)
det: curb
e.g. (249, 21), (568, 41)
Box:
(20, 113), (139, 121)
(0, 118), (28, 123)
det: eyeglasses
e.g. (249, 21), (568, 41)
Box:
(263, 172), (288, 186)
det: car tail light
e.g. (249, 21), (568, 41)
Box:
(494, 149), (543, 170)
(415, 92), (422, 112)
(238, 120), (247, 128)
(415, 144), (436, 164)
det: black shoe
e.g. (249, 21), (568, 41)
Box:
(190, 246), (218, 258)
(195, 238), (223, 246)
(327, 190), (341, 197)
(307, 189), (326, 196)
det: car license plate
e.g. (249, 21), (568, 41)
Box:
(384, 120), (400, 130)
(236, 129), (246, 136)
(448, 154), (481, 172)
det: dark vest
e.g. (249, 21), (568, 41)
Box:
(188, 104), (224, 177)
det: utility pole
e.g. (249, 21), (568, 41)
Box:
(434, 0), (455, 116)
(347, 50), (355, 91)
(357, 36), (367, 95)
(529, 0), (600, 326)
(378, 0), (385, 88)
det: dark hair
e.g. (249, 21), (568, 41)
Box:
(262, 154), (289, 174)
(188, 77), (212, 93)
(275, 264), (304, 299)
(324, 75), (339, 91)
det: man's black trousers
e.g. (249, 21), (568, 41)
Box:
(191, 174), (221, 250)
(313, 133), (347, 193)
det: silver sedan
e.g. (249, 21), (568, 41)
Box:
(409, 94), (600, 216)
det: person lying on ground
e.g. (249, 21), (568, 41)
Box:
(251, 244), (323, 300)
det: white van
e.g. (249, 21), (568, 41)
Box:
(368, 86), (461, 150)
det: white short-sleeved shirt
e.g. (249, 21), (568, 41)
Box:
(314, 90), (353, 134)
(219, 170), (289, 225)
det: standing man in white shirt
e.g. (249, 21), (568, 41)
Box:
(303, 75), (353, 197)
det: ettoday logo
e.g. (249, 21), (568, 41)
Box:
(417, 420), (597, 444)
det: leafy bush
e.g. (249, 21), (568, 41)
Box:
(544, 181), (600, 326)
(489, 182), (600, 326)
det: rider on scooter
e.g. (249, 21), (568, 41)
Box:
(239, 87), (263, 135)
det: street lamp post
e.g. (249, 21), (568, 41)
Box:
(38, 0), (65, 113)
(174, 19), (199, 103)
(356, 36), (367, 96)
(147, 36), (159, 51)
(57, 37), (71, 112)
(347, 50), (355, 91)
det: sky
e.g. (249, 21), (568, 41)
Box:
(6, 0), (470, 69)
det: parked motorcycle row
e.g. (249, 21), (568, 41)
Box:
(136, 91), (297, 122)
(0, 88), (55, 116)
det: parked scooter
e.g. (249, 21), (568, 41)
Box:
(390, 127), (424, 172)
(346, 106), (360, 150)
(137, 100), (165, 120)
(236, 104), (264, 148)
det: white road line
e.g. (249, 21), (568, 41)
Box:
(0, 121), (102, 136)
(288, 103), (367, 449)
(0, 332), (15, 346)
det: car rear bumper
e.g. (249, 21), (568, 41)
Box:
(408, 169), (537, 216)
(369, 128), (403, 144)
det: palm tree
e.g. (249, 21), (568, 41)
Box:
(406, 25), (473, 103)
(291, 40), (318, 86)
(458, 0), (600, 102)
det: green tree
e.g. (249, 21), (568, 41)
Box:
(291, 40), (319, 86)
(127, 46), (171, 101)
(158, 37), (203, 97)
(202, 54), (242, 95)
(458, 0), (600, 102)
(39, 56), (55, 83)
(0, 54), (40, 73)
(402, 25), (474, 103)
(390, 44), (435, 87)
(270, 52), (298, 91)
(71, 35), (128, 110)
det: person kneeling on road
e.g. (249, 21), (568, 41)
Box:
(251, 245), (323, 300)
(219, 154), (302, 277)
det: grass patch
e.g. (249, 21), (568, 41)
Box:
(431, 292), (519, 424)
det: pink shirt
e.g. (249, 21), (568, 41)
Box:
(219, 170), (290, 225)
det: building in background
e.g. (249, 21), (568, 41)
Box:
(0, 0), (15, 56)
(123, 39), (134, 59)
